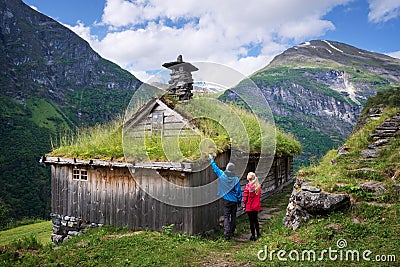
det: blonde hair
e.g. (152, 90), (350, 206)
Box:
(247, 172), (261, 195)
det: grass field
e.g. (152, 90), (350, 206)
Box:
(0, 220), (52, 246)
(1, 185), (398, 266)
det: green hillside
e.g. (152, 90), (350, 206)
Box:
(0, 95), (61, 221)
(1, 184), (398, 266)
(241, 40), (400, 170)
(1, 89), (398, 266)
(298, 88), (400, 204)
(0, 0), (141, 223)
(249, 66), (398, 169)
(0, 220), (51, 246)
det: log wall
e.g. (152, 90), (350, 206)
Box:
(50, 154), (293, 234)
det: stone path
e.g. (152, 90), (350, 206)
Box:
(360, 112), (400, 159)
(357, 111), (400, 194)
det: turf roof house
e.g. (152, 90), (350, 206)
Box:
(42, 56), (296, 242)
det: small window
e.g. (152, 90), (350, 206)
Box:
(73, 168), (88, 181)
(80, 170), (88, 181)
(73, 169), (80, 180)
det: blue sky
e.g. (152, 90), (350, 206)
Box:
(23, 0), (400, 81)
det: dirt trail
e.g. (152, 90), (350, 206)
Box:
(198, 186), (293, 266)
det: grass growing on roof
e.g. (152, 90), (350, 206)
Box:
(49, 118), (124, 160)
(49, 97), (301, 161)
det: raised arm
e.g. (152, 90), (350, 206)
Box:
(209, 154), (224, 177)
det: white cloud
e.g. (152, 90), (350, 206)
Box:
(128, 69), (154, 82)
(279, 17), (335, 43)
(66, 0), (353, 80)
(368, 0), (400, 23)
(64, 21), (99, 44)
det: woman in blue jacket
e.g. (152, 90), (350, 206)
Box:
(209, 154), (242, 240)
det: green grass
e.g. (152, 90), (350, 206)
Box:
(49, 118), (124, 160)
(49, 97), (301, 161)
(1, 186), (399, 266)
(355, 87), (400, 132)
(297, 107), (400, 203)
(26, 98), (70, 133)
(0, 221), (52, 246)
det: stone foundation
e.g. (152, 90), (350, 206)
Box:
(50, 213), (100, 243)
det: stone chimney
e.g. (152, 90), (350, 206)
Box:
(162, 55), (198, 101)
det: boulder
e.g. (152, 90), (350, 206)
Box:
(337, 146), (349, 156)
(360, 149), (380, 158)
(360, 181), (387, 196)
(283, 179), (351, 230)
(51, 234), (64, 243)
(283, 202), (311, 230)
(293, 190), (350, 213)
(68, 231), (81, 236)
(368, 139), (388, 149)
(300, 185), (321, 193)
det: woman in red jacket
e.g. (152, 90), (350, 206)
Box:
(243, 172), (261, 241)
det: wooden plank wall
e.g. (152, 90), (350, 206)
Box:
(128, 104), (198, 138)
(51, 154), (293, 234)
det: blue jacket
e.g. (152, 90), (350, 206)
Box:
(210, 158), (242, 203)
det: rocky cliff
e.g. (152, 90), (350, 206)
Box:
(0, 0), (140, 220)
(0, 0), (140, 124)
(224, 40), (400, 166)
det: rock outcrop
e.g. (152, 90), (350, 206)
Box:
(283, 179), (351, 230)
(245, 40), (400, 166)
(258, 82), (361, 136)
(0, 0), (141, 124)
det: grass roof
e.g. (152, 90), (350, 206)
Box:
(49, 96), (301, 161)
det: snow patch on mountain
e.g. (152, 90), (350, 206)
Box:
(322, 40), (343, 53)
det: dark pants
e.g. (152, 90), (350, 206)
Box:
(247, 211), (260, 237)
(223, 199), (237, 238)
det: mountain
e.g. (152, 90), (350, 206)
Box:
(1, 0), (141, 124)
(222, 40), (400, 168)
(1, 91), (399, 265)
(2, 0), (400, 223)
(0, 0), (140, 221)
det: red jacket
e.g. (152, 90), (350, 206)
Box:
(243, 183), (261, 212)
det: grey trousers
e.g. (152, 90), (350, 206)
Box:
(223, 199), (238, 238)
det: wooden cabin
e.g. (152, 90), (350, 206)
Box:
(42, 152), (293, 241)
(43, 90), (295, 242)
